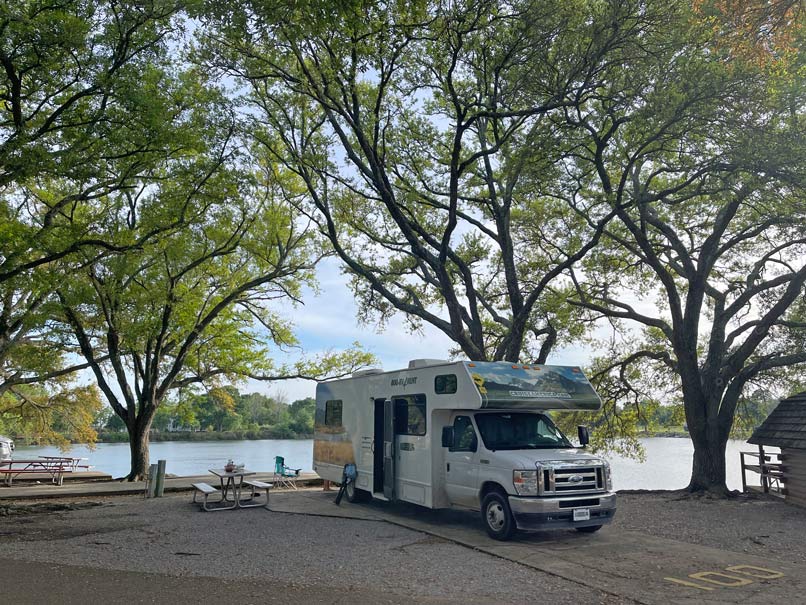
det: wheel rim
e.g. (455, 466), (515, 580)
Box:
(486, 501), (505, 531)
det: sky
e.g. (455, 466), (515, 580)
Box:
(246, 257), (598, 403)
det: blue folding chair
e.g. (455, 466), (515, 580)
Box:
(273, 456), (301, 490)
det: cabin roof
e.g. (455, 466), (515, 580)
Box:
(748, 392), (806, 450)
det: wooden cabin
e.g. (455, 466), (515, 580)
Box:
(747, 392), (806, 507)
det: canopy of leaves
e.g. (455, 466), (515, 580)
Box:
(193, 0), (664, 363)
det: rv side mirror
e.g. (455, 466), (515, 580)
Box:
(441, 427), (454, 448)
(578, 425), (590, 447)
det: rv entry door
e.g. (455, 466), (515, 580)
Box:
(383, 399), (395, 499)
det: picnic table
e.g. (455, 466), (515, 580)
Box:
(191, 468), (271, 511)
(37, 455), (89, 471)
(0, 458), (76, 486)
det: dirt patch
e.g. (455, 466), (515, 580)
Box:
(0, 501), (104, 517)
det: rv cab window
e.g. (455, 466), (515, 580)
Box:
(450, 416), (477, 452)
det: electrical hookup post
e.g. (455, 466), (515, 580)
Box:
(145, 459), (167, 498)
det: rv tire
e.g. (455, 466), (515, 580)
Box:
(481, 490), (516, 541)
(345, 481), (371, 503)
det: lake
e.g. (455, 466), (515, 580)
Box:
(13, 437), (768, 491)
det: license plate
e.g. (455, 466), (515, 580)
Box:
(573, 508), (590, 521)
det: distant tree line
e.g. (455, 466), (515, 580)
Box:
(97, 390), (315, 441)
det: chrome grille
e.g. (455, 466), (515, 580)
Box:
(555, 466), (600, 492)
(540, 462), (606, 495)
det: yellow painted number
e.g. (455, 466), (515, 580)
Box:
(665, 564), (784, 591)
(689, 572), (753, 587)
(725, 565), (785, 580)
(663, 577), (714, 591)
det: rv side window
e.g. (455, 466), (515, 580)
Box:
(435, 374), (457, 394)
(324, 400), (343, 427)
(393, 394), (427, 436)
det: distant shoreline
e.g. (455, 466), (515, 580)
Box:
(10, 432), (314, 447)
(642, 431), (689, 438)
(639, 430), (754, 439)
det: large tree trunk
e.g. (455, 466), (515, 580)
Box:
(127, 426), (150, 481)
(124, 402), (157, 481)
(687, 425), (729, 495)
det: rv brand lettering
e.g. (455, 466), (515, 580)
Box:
(391, 377), (418, 387)
(509, 390), (571, 399)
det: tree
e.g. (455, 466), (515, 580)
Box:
(52, 66), (297, 478)
(56, 75), (373, 478)
(0, 0), (199, 423)
(195, 387), (240, 432)
(563, 2), (806, 493)
(237, 391), (280, 426)
(287, 397), (315, 436)
(195, 0), (659, 362)
(0, 382), (103, 446)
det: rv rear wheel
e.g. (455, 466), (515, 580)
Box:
(481, 490), (516, 541)
(345, 481), (371, 503)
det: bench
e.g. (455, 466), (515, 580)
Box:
(191, 482), (234, 511)
(240, 479), (272, 509)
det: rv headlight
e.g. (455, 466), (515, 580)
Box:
(603, 461), (613, 491)
(513, 470), (538, 496)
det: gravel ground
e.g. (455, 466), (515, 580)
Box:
(615, 491), (806, 564)
(0, 494), (623, 604)
(1, 490), (803, 604)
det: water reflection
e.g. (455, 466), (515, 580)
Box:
(13, 439), (314, 480)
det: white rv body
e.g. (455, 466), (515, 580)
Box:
(314, 360), (616, 539)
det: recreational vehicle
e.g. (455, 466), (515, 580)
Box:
(0, 435), (14, 462)
(314, 359), (616, 540)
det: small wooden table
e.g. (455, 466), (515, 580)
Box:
(208, 468), (256, 507)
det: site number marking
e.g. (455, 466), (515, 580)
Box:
(664, 565), (785, 591)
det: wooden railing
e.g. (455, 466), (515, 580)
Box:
(741, 449), (785, 497)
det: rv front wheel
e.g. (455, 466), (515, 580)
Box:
(345, 481), (371, 503)
(481, 491), (515, 541)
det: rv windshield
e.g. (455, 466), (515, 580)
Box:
(474, 412), (572, 450)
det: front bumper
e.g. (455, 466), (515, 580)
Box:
(508, 492), (617, 531)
